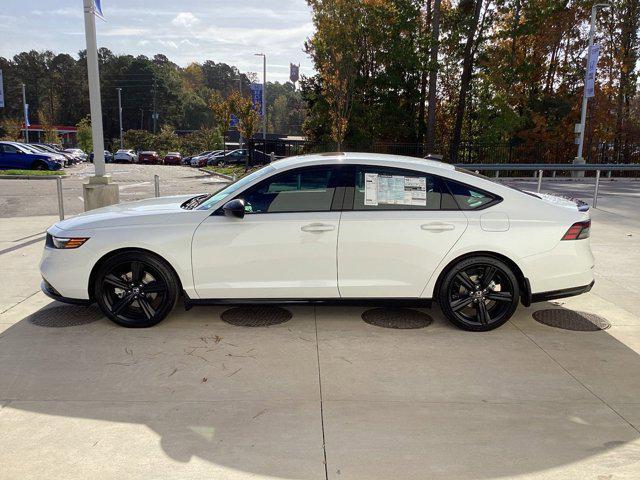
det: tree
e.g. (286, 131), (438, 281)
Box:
(38, 108), (60, 144)
(0, 118), (23, 141)
(229, 91), (260, 168)
(76, 116), (92, 153)
(209, 91), (233, 151)
(425, 0), (442, 152)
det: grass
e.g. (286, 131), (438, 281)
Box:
(202, 165), (260, 179)
(0, 169), (65, 176)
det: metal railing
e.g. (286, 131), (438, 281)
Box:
(455, 163), (640, 207)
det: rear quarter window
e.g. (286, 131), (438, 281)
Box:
(443, 179), (501, 210)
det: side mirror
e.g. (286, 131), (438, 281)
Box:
(222, 199), (245, 219)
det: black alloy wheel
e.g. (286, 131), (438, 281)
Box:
(439, 256), (520, 331)
(33, 161), (48, 171)
(94, 252), (178, 327)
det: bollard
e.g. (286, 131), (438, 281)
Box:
(593, 170), (601, 208)
(607, 170), (612, 178)
(552, 170), (556, 178)
(154, 174), (160, 197)
(56, 176), (64, 220)
(270, 152), (275, 163)
(536, 169), (543, 193)
(494, 170), (500, 178)
(232, 173), (237, 182)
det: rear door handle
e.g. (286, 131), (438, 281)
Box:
(421, 222), (455, 232)
(301, 223), (336, 233)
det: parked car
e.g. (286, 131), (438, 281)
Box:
(0, 141), (63, 170)
(138, 151), (162, 165)
(189, 151), (218, 167)
(31, 143), (77, 166)
(113, 149), (138, 163)
(207, 149), (248, 166)
(24, 144), (69, 166)
(163, 152), (182, 165)
(181, 155), (194, 166)
(89, 151), (114, 163)
(63, 148), (88, 162)
(40, 152), (595, 330)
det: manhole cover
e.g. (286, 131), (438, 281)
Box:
(28, 305), (104, 328)
(532, 309), (610, 331)
(362, 308), (432, 329)
(221, 306), (292, 327)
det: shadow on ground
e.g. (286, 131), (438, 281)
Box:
(1, 301), (639, 479)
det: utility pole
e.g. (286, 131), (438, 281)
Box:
(81, 0), (119, 209)
(152, 78), (157, 134)
(574, 2), (610, 176)
(254, 53), (267, 140)
(117, 87), (123, 148)
(21, 83), (29, 142)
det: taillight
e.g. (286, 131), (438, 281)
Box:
(562, 220), (590, 240)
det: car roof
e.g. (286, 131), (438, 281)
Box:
(271, 152), (455, 172)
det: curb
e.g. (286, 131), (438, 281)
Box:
(0, 174), (67, 180)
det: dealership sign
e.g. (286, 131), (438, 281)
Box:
(250, 83), (264, 117)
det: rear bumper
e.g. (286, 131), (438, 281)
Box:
(531, 280), (595, 303)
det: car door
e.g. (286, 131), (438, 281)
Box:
(191, 165), (345, 299)
(0, 143), (25, 169)
(337, 165), (469, 298)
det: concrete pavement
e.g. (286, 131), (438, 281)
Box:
(0, 177), (639, 479)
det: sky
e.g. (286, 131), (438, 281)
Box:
(0, 0), (315, 83)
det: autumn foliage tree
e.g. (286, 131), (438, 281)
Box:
(229, 91), (260, 169)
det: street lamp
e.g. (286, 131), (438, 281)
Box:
(254, 53), (267, 140)
(574, 2), (611, 176)
(116, 87), (123, 149)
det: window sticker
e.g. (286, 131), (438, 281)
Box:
(364, 173), (427, 206)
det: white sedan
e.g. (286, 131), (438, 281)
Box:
(113, 149), (138, 163)
(40, 153), (594, 331)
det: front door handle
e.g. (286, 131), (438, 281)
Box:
(301, 223), (336, 233)
(421, 222), (455, 232)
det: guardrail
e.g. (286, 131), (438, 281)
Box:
(453, 163), (640, 207)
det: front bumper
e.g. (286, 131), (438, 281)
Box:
(41, 279), (92, 306)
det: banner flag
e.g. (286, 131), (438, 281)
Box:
(24, 103), (30, 127)
(94, 0), (104, 19)
(250, 83), (264, 117)
(0, 70), (4, 108)
(585, 44), (600, 98)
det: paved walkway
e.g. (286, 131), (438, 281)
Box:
(0, 179), (639, 479)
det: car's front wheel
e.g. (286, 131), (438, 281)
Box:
(439, 256), (520, 332)
(94, 251), (179, 327)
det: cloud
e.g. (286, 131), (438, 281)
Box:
(171, 12), (200, 28)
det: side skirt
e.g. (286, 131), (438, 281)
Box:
(183, 293), (432, 310)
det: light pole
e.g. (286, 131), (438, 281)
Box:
(254, 53), (267, 140)
(117, 87), (123, 149)
(574, 2), (610, 175)
(81, 0), (119, 210)
(21, 83), (29, 142)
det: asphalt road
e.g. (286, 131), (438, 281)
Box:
(0, 163), (229, 218)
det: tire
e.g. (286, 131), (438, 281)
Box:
(93, 251), (179, 327)
(32, 161), (48, 171)
(438, 256), (520, 332)
(217, 160), (226, 167)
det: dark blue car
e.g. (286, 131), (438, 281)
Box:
(0, 141), (63, 170)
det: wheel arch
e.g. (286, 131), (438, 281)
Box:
(432, 251), (530, 307)
(87, 247), (183, 300)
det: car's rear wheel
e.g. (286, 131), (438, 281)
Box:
(217, 160), (226, 167)
(439, 256), (519, 332)
(94, 252), (178, 327)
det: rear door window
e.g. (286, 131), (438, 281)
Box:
(443, 180), (500, 210)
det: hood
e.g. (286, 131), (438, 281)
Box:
(525, 191), (590, 213)
(54, 194), (207, 231)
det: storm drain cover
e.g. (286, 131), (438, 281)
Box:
(532, 309), (610, 331)
(362, 308), (432, 329)
(221, 306), (292, 327)
(28, 305), (104, 328)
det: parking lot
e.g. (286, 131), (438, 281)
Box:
(0, 162), (228, 218)
(1, 173), (640, 479)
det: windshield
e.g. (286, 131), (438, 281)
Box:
(196, 165), (276, 210)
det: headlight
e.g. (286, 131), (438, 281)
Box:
(46, 234), (89, 249)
